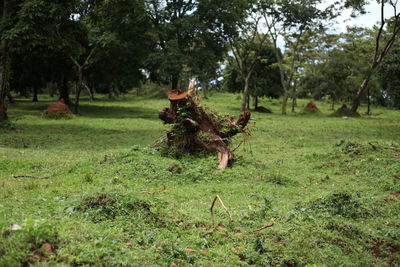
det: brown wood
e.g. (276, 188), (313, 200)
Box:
(210, 195), (233, 225)
(158, 83), (250, 169)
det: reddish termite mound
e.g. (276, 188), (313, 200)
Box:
(43, 99), (73, 119)
(304, 102), (321, 113)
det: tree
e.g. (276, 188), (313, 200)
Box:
(301, 49), (354, 109)
(348, 0), (400, 113)
(299, 27), (376, 110)
(378, 41), (400, 109)
(229, 28), (269, 111)
(53, 0), (153, 113)
(259, 0), (338, 114)
(144, 0), (251, 97)
(1, 0), (81, 109)
(144, 0), (198, 90)
(224, 40), (282, 109)
(0, 0), (11, 121)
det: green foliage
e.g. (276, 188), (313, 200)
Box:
(77, 192), (166, 225)
(224, 40), (283, 99)
(0, 218), (58, 266)
(379, 42), (400, 108)
(307, 192), (370, 219)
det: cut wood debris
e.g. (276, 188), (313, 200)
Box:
(210, 195), (233, 225)
(157, 81), (251, 169)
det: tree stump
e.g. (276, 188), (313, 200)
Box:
(158, 83), (250, 169)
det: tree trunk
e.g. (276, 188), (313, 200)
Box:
(74, 71), (83, 114)
(281, 91), (289, 115)
(32, 87), (38, 102)
(291, 98), (296, 113)
(0, 0), (9, 122)
(202, 81), (208, 99)
(351, 76), (371, 113)
(89, 85), (95, 100)
(254, 96), (258, 110)
(59, 75), (70, 105)
(331, 97), (335, 111)
(367, 86), (371, 115)
(241, 76), (250, 111)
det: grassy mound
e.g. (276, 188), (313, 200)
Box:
(331, 104), (360, 117)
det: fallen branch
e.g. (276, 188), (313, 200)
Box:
(254, 222), (275, 232)
(13, 175), (50, 179)
(210, 195), (233, 225)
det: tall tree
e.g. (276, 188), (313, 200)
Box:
(144, 0), (250, 93)
(224, 40), (282, 109)
(348, 0), (400, 113)
(378, 41), (400, 108)
(229, 28), (269, 111)
(144, 0), (197, 89)
(259, 0), (338, 114)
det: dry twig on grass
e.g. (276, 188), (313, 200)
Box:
(210, 195), (233, 225)
(13, 175), (50, 179)
(254, 222), (275, 232)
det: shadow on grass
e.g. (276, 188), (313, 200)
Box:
(8, 100), (160, 120)
(78, 105), (159, 120)
(0, 122), (163, 151)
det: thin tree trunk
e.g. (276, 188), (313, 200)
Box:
(59, 75), (70, 105)
(331, 97), (335, 110)
(291, 98), (296, 112)
(83, 82), (93, 101)
(74, 71), (83, 114)
(0, 0), (9, 122)
(291, 80), (297, 112)
(254, 96), (258, 110)
(241, 76), (250, 112)
(351, 75), (372, 113)
(32, 87), (38, 102)
(367, 86), (371, 115)
(202, 81), (208, 99)
(281, 91), (289, 115)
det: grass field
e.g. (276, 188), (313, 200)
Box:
(1, 93), (399, 266)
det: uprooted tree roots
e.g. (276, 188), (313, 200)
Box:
(156, 85), (251, 169)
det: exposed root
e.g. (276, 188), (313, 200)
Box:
(158, 83), (251, 169)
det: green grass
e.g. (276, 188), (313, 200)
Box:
(1, 93), (399, 266)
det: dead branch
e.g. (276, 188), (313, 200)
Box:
(210, 195), (233, 225)
(13, 175), (50, 179)
(254, 222), (275, 232)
